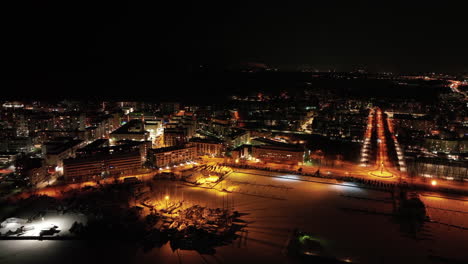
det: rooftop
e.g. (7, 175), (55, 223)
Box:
(251, 137), (304, 151)
(64, 149), (141, 165)
(189, 137), (223, 144)
(44, 139), (83, 155)
(111, 120), (147, 135)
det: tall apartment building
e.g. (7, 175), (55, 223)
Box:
(63, 149), (143, 182)
(249, 139), (305, 165)
(150, 145), (196, 168)
(110, 119), (149, 143)
(163, 128), (188, 147)
(189, 137), (224, 156)
(42, 137), (84, 167)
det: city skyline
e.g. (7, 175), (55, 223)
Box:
(1, 2), (468, 264)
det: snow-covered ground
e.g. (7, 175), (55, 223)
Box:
(420, 194), (468, 229)
(1, 168), (468, 264)
(0, 212), (86, 237)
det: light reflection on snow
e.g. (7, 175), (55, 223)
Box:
(273, 175), (301, 181)
(332, 183), (366, 194)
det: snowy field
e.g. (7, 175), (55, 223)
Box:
(420, 194), (468, 229)
(0, 212), (86, 237)
(1, 168), (468, 264)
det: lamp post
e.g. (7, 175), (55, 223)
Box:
(165, 195), (169, 210)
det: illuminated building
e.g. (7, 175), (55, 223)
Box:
(160, 102), (180, 115)
(63, 148), (144, 182)
(0, 137), (33, 153)
(16, 114), (29, 137)
(392, 113), (435, 134)
(406, 156), (468, 181)
(0, 152), (20, 166)
(14, 157), (48, 186)
(128, 112), (160, 121)
(42, 138), (84, 167)
(84, 113), (122, 139)
(167, 114), (196, 139)
(144, 119), (163, 141)
(251, 144), (304, 165)
(423, 137), (468, 154)
(110, 120), (149, 142)
(163, 113), (196, 147)
(77, 140), (150, 161)
(150, 145), (196, 168)
(28, 164), (48, 187)
(226, 130), (250, 148)
(163, 128), (188, 147)
(37, 130), (85, 144)
(211, 120), (231, 136)
(189, 137), (225, 156)
(2, 102), (24, 109)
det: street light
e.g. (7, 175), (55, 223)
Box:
(431, 180), (437, 186)
(165, 195), (169, 209)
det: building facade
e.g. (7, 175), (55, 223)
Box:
(189, 138), (224, 156)
(151, 145), (196, 168)
(251, 145), (304, 165)
(63, 150), (143, 182)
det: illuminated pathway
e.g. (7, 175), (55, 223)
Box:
(386, 113), (406, 172)
(359, 108), (374, 167)
(359, 107), (399, 176)
(368, 108), (393, 178)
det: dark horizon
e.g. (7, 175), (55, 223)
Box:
(2, 1), (468, 98)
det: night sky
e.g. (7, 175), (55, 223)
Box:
(2, 1), (467, 98)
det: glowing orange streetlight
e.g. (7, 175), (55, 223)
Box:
(165, 195), (169, 209)
(431, 180), (437, 186)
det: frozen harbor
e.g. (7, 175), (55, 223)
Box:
(1, 168), (468, 264)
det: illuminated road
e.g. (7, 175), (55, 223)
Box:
(386, 113), (406, 172)
(375, 109), (387, 167)
(371, 108), (396, 177)
(448, 80), (468, 100)
(357, 107), (404, 179)
(359, 108), (374, 167)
